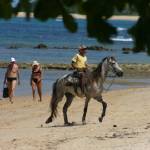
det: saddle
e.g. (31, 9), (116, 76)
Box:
(66, 70), (90, 93)
(65, 71), (81, 86)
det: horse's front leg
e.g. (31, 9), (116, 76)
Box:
(95, 96), (107, 122)
(82, 98), (90, 125)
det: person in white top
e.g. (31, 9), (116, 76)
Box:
(3, 57), (20, 103)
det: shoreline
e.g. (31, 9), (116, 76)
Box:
(1, 62), (150, 68)
(0, 62), (150, 77)
(16, 12), (139, 21)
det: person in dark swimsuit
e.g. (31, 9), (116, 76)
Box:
(7, 77), (17, 82)
(3, 57), (20, 103)
(30, 60), (42, 101)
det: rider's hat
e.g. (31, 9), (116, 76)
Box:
(78, 45), (87, 52)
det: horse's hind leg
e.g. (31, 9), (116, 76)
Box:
(82, 98), (90, 125)
(45, 95), (64, 124)
(63, 93), (74, 126)
(45, 113), (53, 124)
(45, 97), (62, 124)
(95, 97), (107, 122)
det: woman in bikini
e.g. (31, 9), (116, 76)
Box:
(3, 57), (20, 103)
(30, 60), (42, 101)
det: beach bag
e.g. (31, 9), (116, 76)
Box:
(3, 86), (9, 98)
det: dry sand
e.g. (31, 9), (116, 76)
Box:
(1, 87), (150, 150)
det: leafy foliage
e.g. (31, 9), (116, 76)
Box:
(34, 0), (62, 20)
(0, 0), (12, 19)
(1, 0), (150, 54)
(62, 10), (77, 33)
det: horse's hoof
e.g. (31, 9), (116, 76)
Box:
(64, 122), (75, 126)
(99, 117), (103, 122)
(45, 117), (52, 124)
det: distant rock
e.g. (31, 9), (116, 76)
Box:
(8, 44), (18, 49)
(53, 46), (70, 49)
(122, 47), (133, 54)
(34, 43), (48, 49)
(87, 46), (112, 51)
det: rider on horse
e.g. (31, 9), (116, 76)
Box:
(71, 45), (88, 92)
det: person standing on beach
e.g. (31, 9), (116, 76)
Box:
(30, 60), (42, 102)
(71, 45), (88, 92)
(3, 57), (20, 103)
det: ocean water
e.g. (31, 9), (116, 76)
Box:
(0, 17), (149, 64)
(0, 17), (150, 97)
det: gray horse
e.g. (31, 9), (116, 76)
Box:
(45, 56), (123, 125)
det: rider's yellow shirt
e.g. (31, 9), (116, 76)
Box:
(72, 54), (87, 69)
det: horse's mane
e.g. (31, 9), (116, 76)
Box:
(92, 57), (108, 80)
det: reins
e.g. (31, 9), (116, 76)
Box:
(104, 75), (116, 92)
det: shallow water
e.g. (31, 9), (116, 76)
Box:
(0, 68), (150, 97)
(0, 69), (70, 97)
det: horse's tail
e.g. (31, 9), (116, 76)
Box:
(50, 80), (58, 118)
(45, 80), (59, 124)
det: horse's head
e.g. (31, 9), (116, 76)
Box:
(105, 56), (123, 77)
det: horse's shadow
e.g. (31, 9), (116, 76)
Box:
(38, 122), (96, 128)
(52, 123), (82, 128)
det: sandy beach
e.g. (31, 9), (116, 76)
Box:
(16, 12), (139, 21)
(1, 87), (150, 150)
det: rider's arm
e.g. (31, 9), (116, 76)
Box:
(71, 61), (76, 69)
(71, 54), (78, 69)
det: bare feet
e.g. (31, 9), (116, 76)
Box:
(9, 100), (13, 104)
(32, 96), (36, 101)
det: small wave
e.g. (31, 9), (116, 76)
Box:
(117, 27), (126, 31)
(111, 37), (133, 42)
(56, 18), (62, 21)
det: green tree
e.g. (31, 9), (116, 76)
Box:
(1, 0), (150, 54)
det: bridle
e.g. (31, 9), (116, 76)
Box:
(103, 57), (118, 91)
